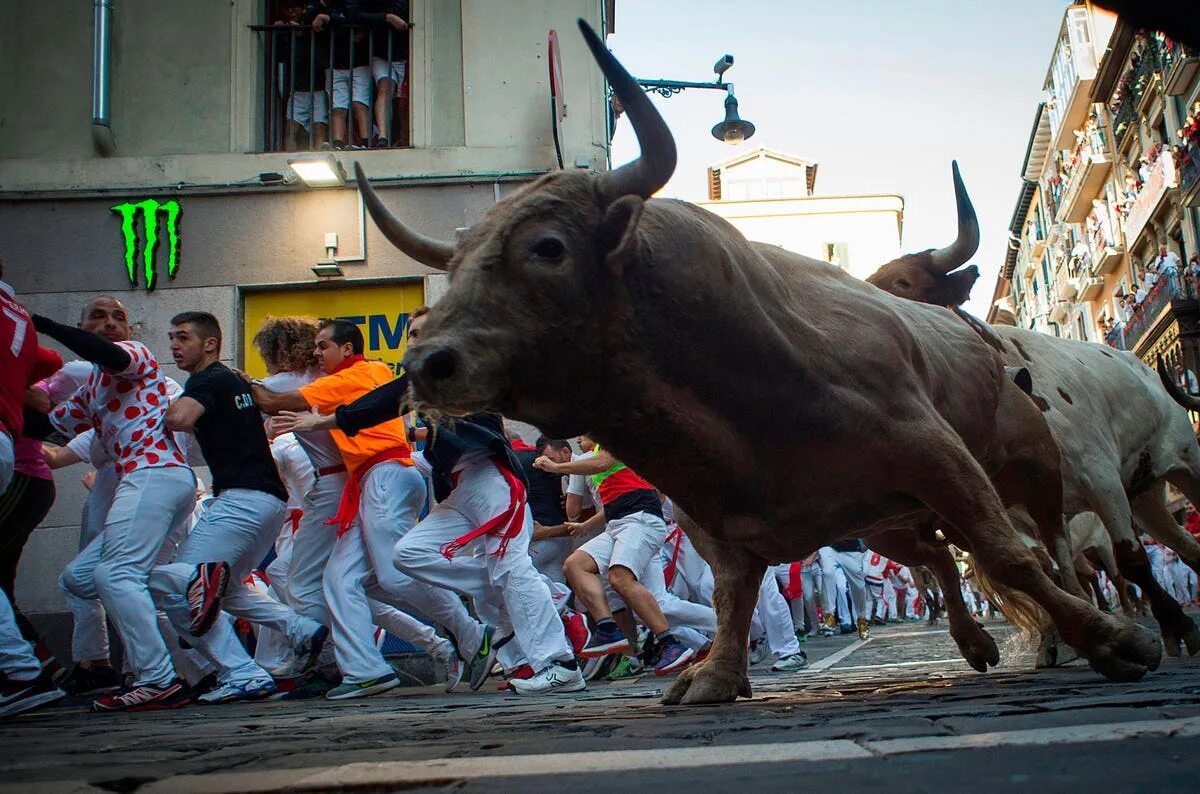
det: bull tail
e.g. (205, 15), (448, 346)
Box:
(973, 569), (1048, 644)
(1156, 355), (1200, 411)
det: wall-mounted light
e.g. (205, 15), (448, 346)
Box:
(311, 262), (344, 278)
(288, 153), (347, 187)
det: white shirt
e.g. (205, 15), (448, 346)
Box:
(262, 369), (342, 472)
(565, 450), (600, 512)
(271, 432), (315, 511)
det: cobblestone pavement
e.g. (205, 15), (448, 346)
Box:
(3, 616), (1200, 792)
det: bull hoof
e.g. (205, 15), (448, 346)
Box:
(950, 619), (1000, 672)
(661, 661), (751, 706)
(1077, 615), (1162, 682)
(1159, 613), (1198, 658)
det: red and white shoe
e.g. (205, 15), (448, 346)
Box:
(496, 664), (535, 691)
(91, 679), (191, 713)
(186, 562), (230, 636)
(561, 610), (591, 658)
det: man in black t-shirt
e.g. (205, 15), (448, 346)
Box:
(519, 437), (572, 586)
(153, 312), (328, 704)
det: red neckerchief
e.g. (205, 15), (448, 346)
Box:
(330, 354), (366, 375)
(510, 439), (537, 451)
(439, 456), (527, 560)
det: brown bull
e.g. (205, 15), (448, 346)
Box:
(357, 20), (1160, 703)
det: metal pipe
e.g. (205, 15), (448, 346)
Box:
(91, 0), (116, 156)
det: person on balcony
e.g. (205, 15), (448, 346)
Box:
(1156, 244), (1182, 289)
(1173, 361), (1199, 396)
(306, 1), (372, 149)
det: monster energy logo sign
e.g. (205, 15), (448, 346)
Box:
(111, 199), (182, 291)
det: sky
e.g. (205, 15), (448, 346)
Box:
(607, 0), (1072, 317)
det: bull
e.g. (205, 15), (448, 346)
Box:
(356, 20), (1161, 704)
(869, 213), (1200, 659)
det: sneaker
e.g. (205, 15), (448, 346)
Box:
(186, 562), (230, 636)
(196, 677), (277, 705)
(817, 624), (836, 637)
(325, 673), (399, 701)
(583, 654), (618, 682)
(443, 652), (465, 693)
(771, 652), (809, 672)
(189, 672), (220, 699)
(580, 622), (632, 658)
(748, 638), (770, 666)
(562, 611), (591, 657)
(653, 638), (696, 675)
(508, 662), (586, 695)
(605, 655), (644, 681)
(871, 616), (887, 626)
(296, 625), (330, 674)
(91, 679), (190, 712)
(822, 613), (837, 629)
(857, 617), (871, 641)
(271, 671), (339, 701)
(0, 669), (66, 718)
(839, 624), (855, 635)
(57, 663), (121, 696)
(496, 664), (534, 691)
(466, 625), (500, 691)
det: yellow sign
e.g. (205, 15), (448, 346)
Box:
(242, 281), (425, 378)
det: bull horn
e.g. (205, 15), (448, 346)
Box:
(577, 19), (676, 200)
(1157, 355), (1200, 411)
(354, 162), (455, 271)
(929, 161), (980, 274)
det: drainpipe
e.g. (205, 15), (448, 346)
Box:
(92, 0), (116, 156)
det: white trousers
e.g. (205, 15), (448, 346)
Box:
(0, 589), (39, 681)
(151, 488), (314, 685)
(753, 571), (801, 656)
(819, 547), (866, 623)
(530, 537), (572, 586)
(61, 466), (197, 686)
(394, 459), (571, 673)
(642, 549), (715, 651)
(64, 469), (118, 663)
(664, 529), (715, 605)
(286, 472), (343, 625)
(325, 462), (483, 684)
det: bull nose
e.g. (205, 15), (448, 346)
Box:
(420, 347), (459, 382)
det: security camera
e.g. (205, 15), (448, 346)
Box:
(713, 54), (734, 78)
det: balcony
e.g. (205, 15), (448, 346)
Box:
(1111, 276), (1198, 353)
(1122, 151), (1178, 246)
(1046, 6), (1099, 150)
(1111, 94), (1139, 151)
(1160, 39), (1197, 96)
(1050, 300), (1071, 324)
(1076, 274), (1105, 300)
(1056, 275), (1078, 301)
(1181, 143), (1200, 208)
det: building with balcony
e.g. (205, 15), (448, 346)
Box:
(990, 2), (1200, 376)
(0, 0), (614, 639)
(696, 148), (904, 282)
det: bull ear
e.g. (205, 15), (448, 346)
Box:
(597, 195), (644, 276)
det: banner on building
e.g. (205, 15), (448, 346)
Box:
(242, 281), (425, 378)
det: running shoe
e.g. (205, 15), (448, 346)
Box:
(271, 671), (339, 701)
(839, 624), (855, 635)
(817, 624), (837, 637)
(466, 625), (500, 691)
(582, 654), (618, 682)
(0, 668), (66, 718)
(296, 624), (330, 673)
(325, 673), (399, 701)
(186, 561), (230, 636)
(770, 652), (809, 672)
(748, 638), (770, 666)
(496, 664), (534, 691)
(580, 623), (632, 658)
(857, 617), (871, 641)
(91, 679), (190, 712)
(605, 655), (644, 681)
(822, 613), (837, 629)
(653, 638), (696, 675)
(561, 610), (591, 657)
(508, 662), (586, 695)
(444, 651), (465, 693)
(196, 677), (277, 704)
(57, 663), (121, 696)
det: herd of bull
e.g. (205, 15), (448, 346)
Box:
(354, 21), (1200, 704)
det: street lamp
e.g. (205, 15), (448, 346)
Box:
(633, 53), (756, 144)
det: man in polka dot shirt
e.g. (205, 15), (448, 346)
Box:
(30, 302), (228, 712)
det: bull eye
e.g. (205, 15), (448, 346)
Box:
(532, 236), (566, 261)
(896, 279), (912, 289)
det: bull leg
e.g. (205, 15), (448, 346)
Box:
(868, 530), (999, 672)
(909, 431), (1160, 682)
(1085, 484), (1195, 658)
(1093, 540), (1136, 616)
(662, 512), (758, 705)
(1129, 490), (1200, 656)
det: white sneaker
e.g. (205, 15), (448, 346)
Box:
(508, 662), (587, 695)
(770, 652), (809, 672)
(748, 639), (770, 666)
(443, 653), (464, 693)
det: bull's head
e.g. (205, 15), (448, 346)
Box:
(355, 20), (676, 434)
(865, 161), (980, 307)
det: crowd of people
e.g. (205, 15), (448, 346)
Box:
(0, 282), (960, 718)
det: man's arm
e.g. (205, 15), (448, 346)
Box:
(274, 375), (410, 436)
(250, 382), (311, 415)
(165, 396), (206, 433)
(24, 386), (51, 414)
(31, 315), (130, 372)
(565, 508), (606, 537)
(535, 449), (614, 475)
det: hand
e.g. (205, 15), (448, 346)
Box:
(312, 13), (330, 32)
(82, 470), (96, 491)
(385, 13), (408, 31)
(276, 408), (332, 433)
(565, 522), (589, 538)
(533, 455), (559, 473)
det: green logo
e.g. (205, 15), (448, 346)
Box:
(111, 199), (182, 291)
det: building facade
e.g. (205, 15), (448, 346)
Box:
(697, 148), (904, 282)
(0, 0), (613, 622)
(991, 2), (1200, 381)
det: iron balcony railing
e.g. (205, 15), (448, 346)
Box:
(1180, 143), (1200, 204)
(250, 22), (411, 153)
(1107, 276), (1200, 351)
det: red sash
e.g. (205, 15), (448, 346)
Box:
(327, 447), (413, 536)
(662, 525), (685, 588)
(439, 456), (526, 560)
(287, 509), (303, 534)
(782, 561), (804, 600)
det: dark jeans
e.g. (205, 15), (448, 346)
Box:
(0, 472), (56, 641)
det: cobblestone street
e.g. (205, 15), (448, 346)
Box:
(4, 617), (1199, 792)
